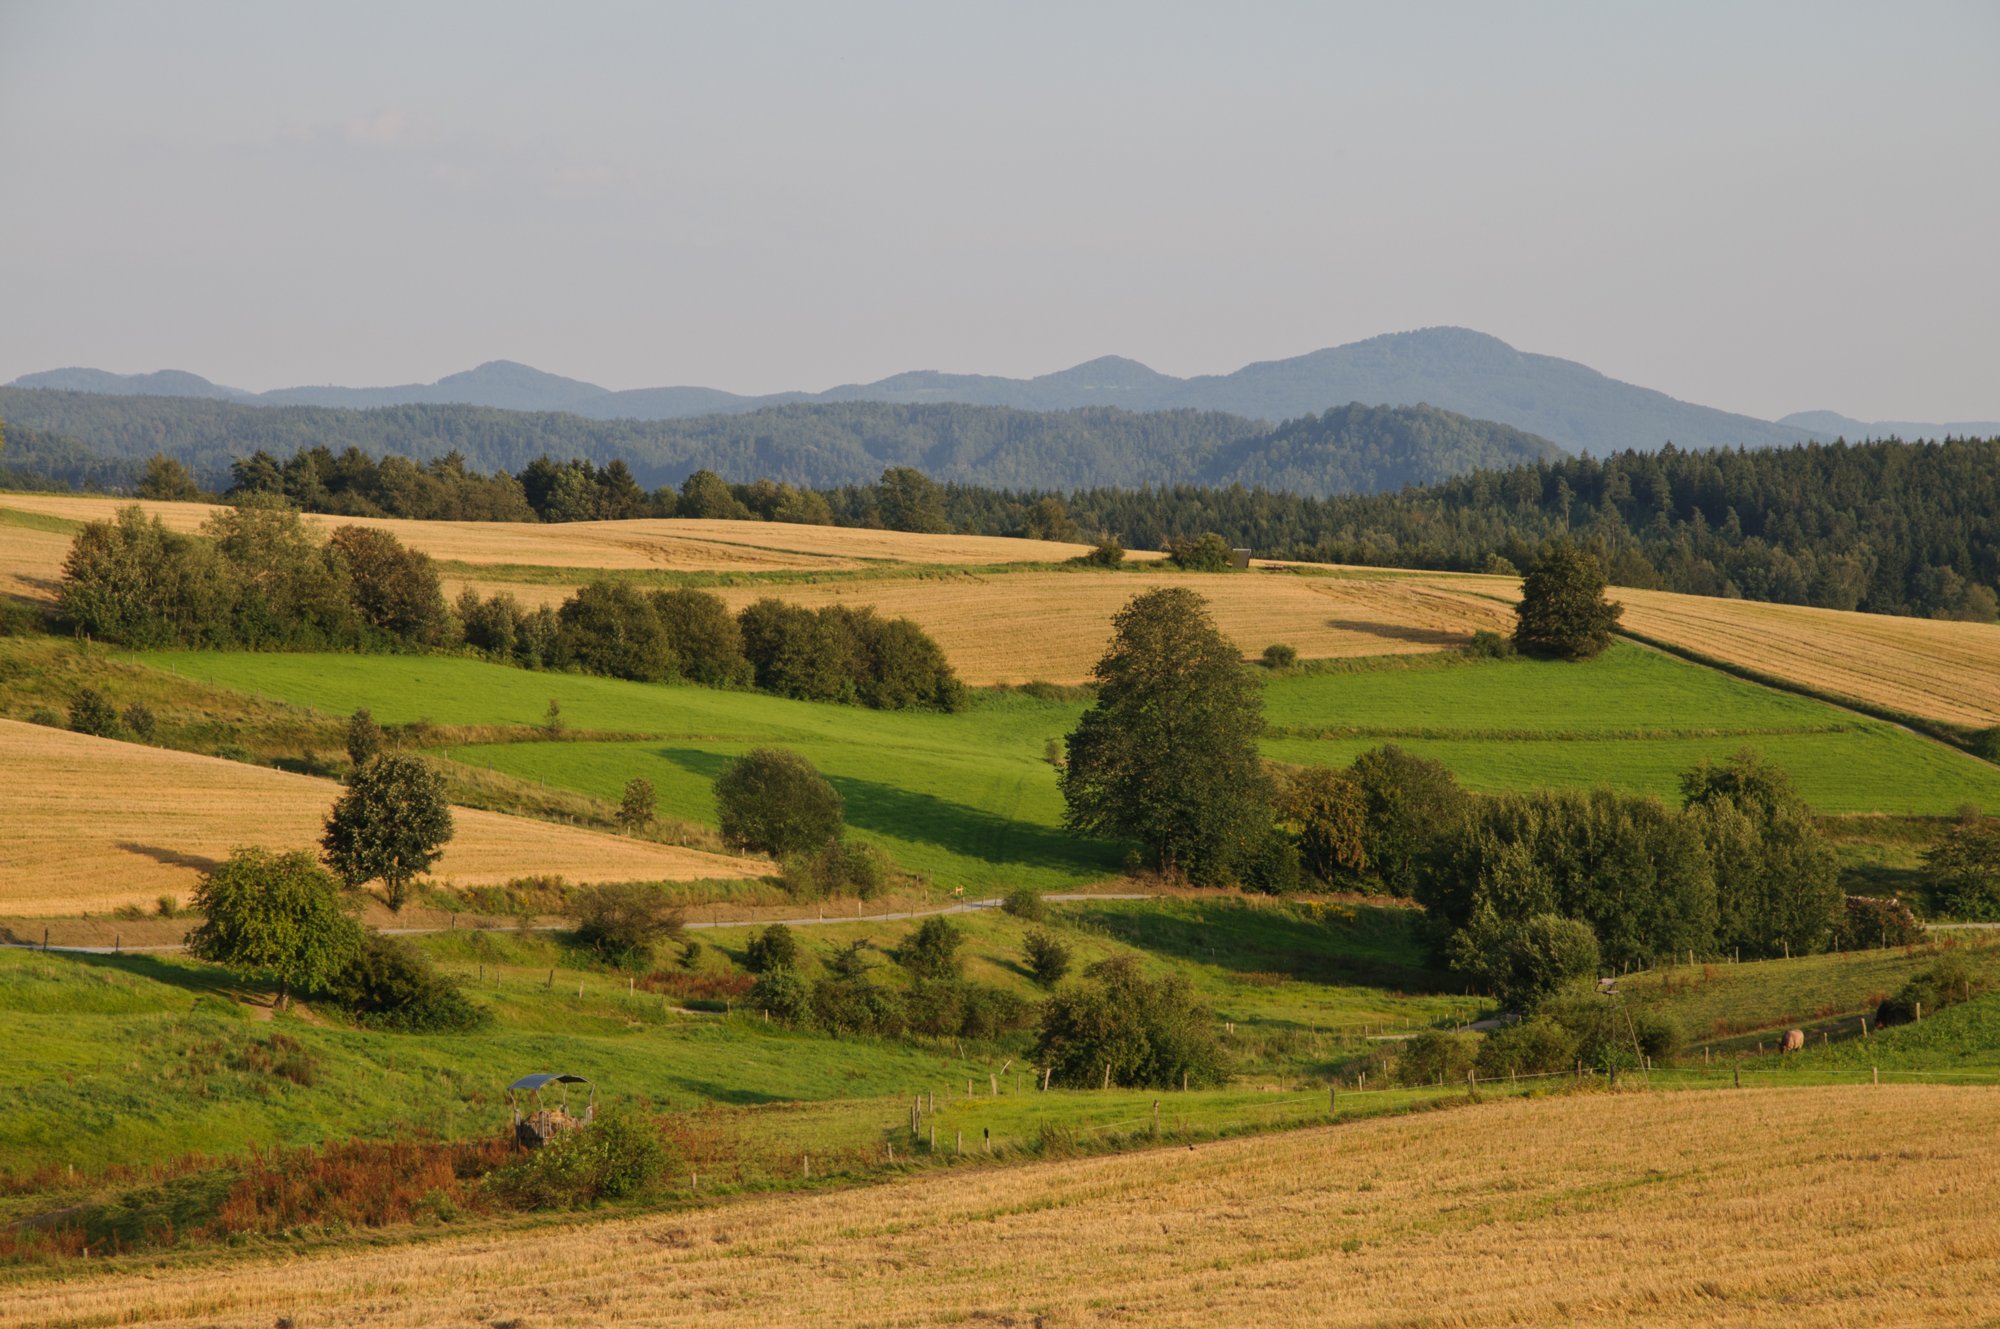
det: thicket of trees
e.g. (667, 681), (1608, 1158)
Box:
(56, 505), (962, 712)
(58, 501), (451, 650)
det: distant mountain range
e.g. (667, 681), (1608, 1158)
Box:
(0, 391), (1559, 498)
(18, 327), (1985, 458)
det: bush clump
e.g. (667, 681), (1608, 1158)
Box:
(1261, 643), (1298, 670)
(1000, 887), (1047, 922)
(1394, 1030), (1482, 1086)
(567, 882), (686, 970)
(488, 1116), (668, 1210)
(1034, 956), (1227, 1089)
(1876, 954), (1990, 1028)
(322, 932), (486, 1032)
(1023, 929), (1072, 987)
(743, 923), (802, 974)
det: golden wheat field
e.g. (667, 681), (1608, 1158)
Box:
(1615, 588), (2000, 729)
(0, 720), (765, 915)
(0, 494), (1121, 574)
(9, 1085), (1998, 1328)
(0, 518), (70, 604)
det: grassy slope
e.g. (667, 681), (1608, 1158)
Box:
(1262, 643), (2000, 813)
(0, 898), (1454, 1181)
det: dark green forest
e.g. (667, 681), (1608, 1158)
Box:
(0, 389), (1555, 496)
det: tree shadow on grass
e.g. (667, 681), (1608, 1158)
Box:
(55, 949), (273, 1004)
(1324, 618), (1468, 647)
(652, 747), (1121, 877)
(1065, 900), (1451, 993)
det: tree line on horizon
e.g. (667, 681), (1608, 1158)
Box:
(13, 418), (2000, 622)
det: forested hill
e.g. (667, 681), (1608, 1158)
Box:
(1019, 438), (2000, 622)
(11, 327), (1829, 456)
(0, 390), (1558, 497)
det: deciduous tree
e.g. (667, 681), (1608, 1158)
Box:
(322, 754), (455, 911)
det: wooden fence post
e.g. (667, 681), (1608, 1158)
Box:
(1152, 1099), (1160, 1138)
(955, 1131), (962, 1157)
(1329, 1082), (1336, 1117)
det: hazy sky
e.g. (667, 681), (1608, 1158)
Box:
(1, 1), (1994, 420)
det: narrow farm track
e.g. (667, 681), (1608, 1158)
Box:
(10, 1086), (2000, 1328)
(6, 894), (1158, 955)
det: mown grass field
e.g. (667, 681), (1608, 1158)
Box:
(0, 719), (763, 915)
(11, 1084), (1998, 1328)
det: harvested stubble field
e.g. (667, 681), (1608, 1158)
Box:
(0, 509), (74, 603)
(1615, 587), (2000, 729)
(0, 493), (1116, 576)
(10, 1085), (1999, 1328)
(0, 720), (763, 915)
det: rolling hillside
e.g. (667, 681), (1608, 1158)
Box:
(0, 720), (764, 915)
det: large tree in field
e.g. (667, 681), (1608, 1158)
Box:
(1060, 587), (1270, 883)
(714, 748), (844, 857)
(322, 754), (455, 911)
(1513, 539), (1623, 659)
(186, 847), (361, 1010)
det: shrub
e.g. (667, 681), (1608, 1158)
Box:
(677, 939), (704, 970)
(342, 708), (383, 766)
(808, 975), (906, 1037)
(897, 916), (964, 980)
(1241, 827), (1302, 894)
(748, 966), (812, 1022)
(779, 837), (889, 899)
(1629, 1008), (1684, 1065)
(1035, 957), (1227, 1089)
(155, 894), (181, 919)
(487, 1115), (667, 1210)
(1077, 537), (1125, 568)
(715, 748), (844, 858)
(1261, 643), (1298, 670)
(743, 923), (802, 974)
(1023, 929), (1072, 987)
(121, 702), (157, 741)
(567, 882), (686, 970)
(1394, 1030), (1482, 1086)
(1833, 895), (1925, 949)
(1001, 888), (1048, 922)
(1466, 629), (1516, 659)
(26, 707), (61, 727)
(1924, 818), (2000, 921)
(1876, 954), (1990, 1028)
(1474, 1015), (1579, 1078)
(67, 688), (121, 738)
(1165, 532), (1235, 572)
(555, 580), (675, 682)
(615, 777), (656, 834)
(322, 931), (486, 1032)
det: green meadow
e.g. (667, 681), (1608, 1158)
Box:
(134, 643), (2000, 897)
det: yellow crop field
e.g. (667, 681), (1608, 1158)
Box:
(0, 719), (765, 915)
(0, 493), (1122, 575)
(9, 1085), (1997, 1328)
(1616, 587), (2000, 729)
(0, 518), (71, 604)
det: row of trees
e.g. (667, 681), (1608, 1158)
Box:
(56, 504), (963, 712)
(142, 433), (2000, 621)
(458, 582), (964, 711)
